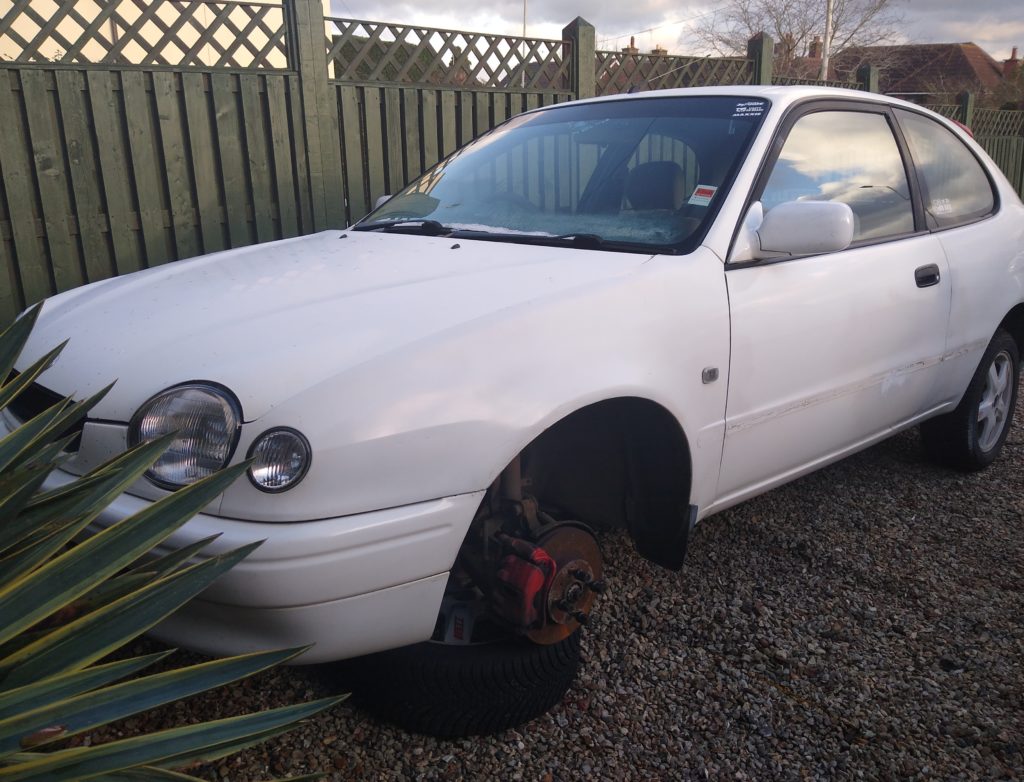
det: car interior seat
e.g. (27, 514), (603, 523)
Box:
(624, 161), (687, 210)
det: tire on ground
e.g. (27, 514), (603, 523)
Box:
(921, 328), (1020, 471)
(339, 632), (581, 738)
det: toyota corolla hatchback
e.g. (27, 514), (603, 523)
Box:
(7, 86), (1024, 736)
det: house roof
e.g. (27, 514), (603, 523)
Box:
(834, 43), (1005, 95)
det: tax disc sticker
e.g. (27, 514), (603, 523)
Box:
(688, 184), (718, 207)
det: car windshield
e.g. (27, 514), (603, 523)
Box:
(354, 95), (769, 253)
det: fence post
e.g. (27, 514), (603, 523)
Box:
(746, 33), (774, 86)
(857, 64), (878, 92)
(285, 0), (345, 229)
(957, 91), (976, 129)
(563, 17), (595, 100)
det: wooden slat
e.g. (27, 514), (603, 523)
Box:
(421, 90), (439, 170)
(121, 70), (169, 267)
(440, 89), (457, 158)
(0, 173), (23, 323)
(362, 87), (387, 204)
(56, 70), (114, 284)
(458, 91), (473, 147)
(152, 71), (200, 260)
(211, 72), (249, 247)
(492, 93), (508, 125)
(402, 88), (422, 184)
(383, 87), (405, 193)
(474, 91), (490, 135)
(87, 70), (140, 276)
(286, 74), (313, 233)
(182, 71), (224, 253)
(21, 68), (82, 293)
(0, 73), (49, 308)
(291, 0), (344, 228)
(337, 84), (367, 223)
(541, 134), (555, 210)
(266, 74), (299, 237)
(240, 74), (275, 242)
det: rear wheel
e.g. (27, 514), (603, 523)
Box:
(921, 329), (1019, 471)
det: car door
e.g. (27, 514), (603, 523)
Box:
(716, 102), (951, 504)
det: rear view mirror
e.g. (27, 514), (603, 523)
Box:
(731, 201), (855, 263)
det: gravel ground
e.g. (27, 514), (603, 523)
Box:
(96, 396), (1023, 781)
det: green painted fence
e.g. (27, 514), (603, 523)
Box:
(1, 1), (1021, 327)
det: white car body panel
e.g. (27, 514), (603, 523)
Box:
(10, 85), (1024, 662)
(718, 234), (951, 502)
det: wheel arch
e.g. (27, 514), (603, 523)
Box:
(998, 303), (1024, 353)
(494, 396), (695, 570)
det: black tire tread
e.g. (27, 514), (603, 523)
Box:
(921, 328), (1019, 472)
(340, 632), (581, 738)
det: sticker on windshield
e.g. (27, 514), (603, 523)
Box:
(688, 185), (718, 207)
(931, 198), (953, 215)
(732, 100), (766, 118)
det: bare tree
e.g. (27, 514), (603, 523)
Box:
(692, 0), (902, 76)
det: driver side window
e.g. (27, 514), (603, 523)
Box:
(761, 110), (914, 243)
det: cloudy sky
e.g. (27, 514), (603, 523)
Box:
(327, 0), (1023, 61)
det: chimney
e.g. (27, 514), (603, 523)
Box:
(651, 44), (667, 56)
(1004, 46), (1020, 78)
(809, 35), (823, 59)
(621, 36), (638, 55)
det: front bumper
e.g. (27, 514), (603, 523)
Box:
(41, 467), (484, 663)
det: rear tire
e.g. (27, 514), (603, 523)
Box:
(340, 632), (581, 738)
(921, 329), (1019, 471)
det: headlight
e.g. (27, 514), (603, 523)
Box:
(247, 428), (311, 492)
(129, 383), (241, 489)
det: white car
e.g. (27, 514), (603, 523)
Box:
(8, 86), (1023, 737)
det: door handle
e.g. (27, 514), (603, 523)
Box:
(915, 264), (941, 288)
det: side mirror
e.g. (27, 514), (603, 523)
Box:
(730, 201), (855, 263)
(374, 194), (392, 210)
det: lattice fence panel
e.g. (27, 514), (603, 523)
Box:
(973, 108), (1024, 137)
(772, 75), (855, 89)
(927, 104), (964, 122)
(595, 52), (752, 96)
(325, 17), (571, 91)
(0, 0), (288, 68)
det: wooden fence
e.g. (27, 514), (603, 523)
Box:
(1, 1), (1021, 327)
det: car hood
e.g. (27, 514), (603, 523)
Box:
(22, 230), (652, 421)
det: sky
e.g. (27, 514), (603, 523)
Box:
(327, 0), (1023, 61)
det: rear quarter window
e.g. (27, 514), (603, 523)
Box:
(896, 109), (996, 229)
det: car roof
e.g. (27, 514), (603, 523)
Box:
(560, 85), (926, 114)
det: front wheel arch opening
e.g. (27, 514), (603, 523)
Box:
(515, 396), (694, 569)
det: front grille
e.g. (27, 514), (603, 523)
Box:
(4, 371), (85, 452)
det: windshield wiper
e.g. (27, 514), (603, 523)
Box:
(353, 219), (452, 236)
(448, 229), (671, 254)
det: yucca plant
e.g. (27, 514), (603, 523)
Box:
(0, 306), (343, 781)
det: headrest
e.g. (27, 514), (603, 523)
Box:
(624, 161), (687, 210)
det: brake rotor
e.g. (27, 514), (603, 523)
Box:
(527, 522), (604, 644)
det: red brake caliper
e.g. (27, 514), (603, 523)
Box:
(492, 534), (557, 629)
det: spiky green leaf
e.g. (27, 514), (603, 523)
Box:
(0, 343), (65, 414)
(0, 306), (42, 384)
(0, 652), (173, 722)
(0, 436), (176, 583)
(0, 696), (342, 781)
(0, 542), (261, 687)
(0, 454), (241, 645)
(0, 647), (307, 755)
